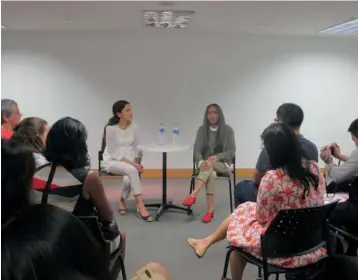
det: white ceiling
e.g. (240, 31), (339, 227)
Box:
(2, 1), (358, 36)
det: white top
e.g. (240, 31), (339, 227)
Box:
(138, 143), (191, 153)
(102, 123), (141, 164)
(33, 153), (49, 168)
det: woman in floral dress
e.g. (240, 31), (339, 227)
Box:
(187, 123), (326, 280)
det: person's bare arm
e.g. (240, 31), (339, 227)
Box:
(336, 154), (350, 162)
(252, 169), (265, 186)
(83, 170), (113, 222)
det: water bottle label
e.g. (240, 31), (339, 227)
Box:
(159, 128), (165, 133)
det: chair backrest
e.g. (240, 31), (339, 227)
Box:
(261, 201), (338, 259)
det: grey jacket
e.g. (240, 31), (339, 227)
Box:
(327, 147), (358, 184)
(193, 125), (236, 165)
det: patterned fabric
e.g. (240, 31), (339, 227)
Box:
(227, 161), (326, 268)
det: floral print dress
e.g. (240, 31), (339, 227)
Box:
(227, 161), (326, 268)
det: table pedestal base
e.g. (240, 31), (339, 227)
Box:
(145, 201), (192, 221)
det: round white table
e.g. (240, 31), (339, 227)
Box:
(138, 143), (191, 220)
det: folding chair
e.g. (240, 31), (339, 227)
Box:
(221, 202), (338, 280)
(188, 155), (236, 214)
(78, 216), (127, 280)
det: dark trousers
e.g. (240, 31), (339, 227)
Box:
(330, 201), (358, 256)
(326, 180), (351, 193)
(234, 180), (258, 208)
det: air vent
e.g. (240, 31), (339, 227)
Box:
(144, 11), (194, 28)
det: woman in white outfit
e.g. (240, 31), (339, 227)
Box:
(102, 100), (153, 222)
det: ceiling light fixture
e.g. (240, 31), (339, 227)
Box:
(1, 25), (7, 29)
(61, 20), (72, 24)
(144, 10), (194, 28)
(319, 18), (358, 36)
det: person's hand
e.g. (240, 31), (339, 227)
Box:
(200, 160), (212, 172)
(320, 146), (333, 164)
(330, 142), (340, 158)
(133, 163), (144, 173)
(207, 156), (217, 164)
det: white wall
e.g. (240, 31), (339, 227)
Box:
(2, 31), (358, 169)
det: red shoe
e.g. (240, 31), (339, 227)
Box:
(182, 195), (196, 206)
(202, 212), (214, 223)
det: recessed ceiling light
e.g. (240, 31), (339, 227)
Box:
(144, 10), (194, 28)
(1, 25), (7, 29)
(61, 20), (72, 24)
(319, 18), (358, 36)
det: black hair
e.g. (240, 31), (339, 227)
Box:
(1, 141), (35, 224)
(45, 117), (89, 170)
(202, 103), (226, 154)
(276, 103), (304, 129)
(10, 117), (48, 153)
(348, 118), (358, 138)
(107, 100), (130, 126)
(261, 123), (319, 198)
(2, 204), (108, 280)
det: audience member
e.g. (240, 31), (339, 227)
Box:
(2, 204), (109, 280)
(101, 100), (152, 222)
(1, 141), (35, 224)
(187, 123), (325, 280)
(1, 99), (22, 140)
(10, 117), (49, 168)
(321, 119), (358, 255)
(182, 103), (236, 223)
(234, 103), (318, 207)
(320, 118), (358, 193)
(45, 117), (120, 252)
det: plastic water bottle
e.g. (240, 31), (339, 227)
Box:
(172, 123), (180, 144)
(158, 122), (166, 145)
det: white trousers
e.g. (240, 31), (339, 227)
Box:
(104, 161), (141, 198)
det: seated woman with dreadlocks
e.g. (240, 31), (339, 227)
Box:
(186, 123), (326, 280)
(182, 103), (236, 223)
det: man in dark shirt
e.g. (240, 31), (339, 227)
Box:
(234, 103), (318, 207)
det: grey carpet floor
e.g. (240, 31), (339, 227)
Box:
(103, 178), (281, 280)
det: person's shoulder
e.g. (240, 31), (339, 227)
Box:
(105, 125), (117, 132)
(299, 135), (317, 149)
(224, 124), (234, 132)
(350, 147), (358, 158)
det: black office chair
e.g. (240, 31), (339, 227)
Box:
(78, 216), (127, 280)
(221, 202), (338, 280)
(188, 156), (236, 214)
